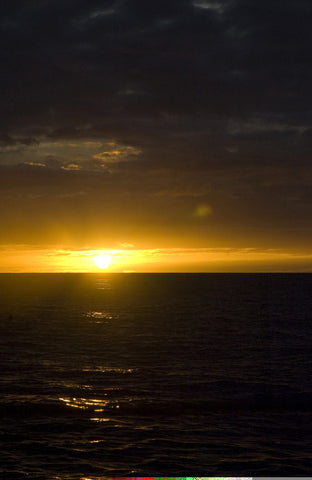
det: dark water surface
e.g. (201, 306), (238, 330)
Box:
(0, 273), (311, 478)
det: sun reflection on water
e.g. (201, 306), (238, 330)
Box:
(82, 366), (134, 374)
(89, 417), (111, 422)
(88, 311), (114, 319)
(59, 396), (119, 411)
(95, 278), (112, 290)
(85, 311), (117, 323)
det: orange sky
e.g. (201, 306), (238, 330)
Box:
(1, 2), (312, 272)
(1, 245), (312, 273)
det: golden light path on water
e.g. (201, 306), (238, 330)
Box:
(58, 366), (135, 420)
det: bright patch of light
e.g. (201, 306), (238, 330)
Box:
(93, 254), (111, 269)
(193, 0), (224, 12)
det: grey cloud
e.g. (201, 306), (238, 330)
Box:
(2, 0), (311, 140)
(1, 0), (312, 249)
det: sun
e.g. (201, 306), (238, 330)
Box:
(93, 254), (112, 269)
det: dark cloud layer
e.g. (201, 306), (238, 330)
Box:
(1, 0), (312, 250)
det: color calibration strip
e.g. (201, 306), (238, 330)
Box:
(99, 477), (309, 480)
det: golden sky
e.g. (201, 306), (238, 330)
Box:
(1, 1), (312, 271)
(2, 245), (312, 273)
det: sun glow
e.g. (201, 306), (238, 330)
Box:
(92, 254), (112, 269)
(1, 245), (312, 272)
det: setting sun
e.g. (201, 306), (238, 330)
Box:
(93, 254), (112, 269)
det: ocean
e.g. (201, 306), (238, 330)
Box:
(0, 273), (311, 478)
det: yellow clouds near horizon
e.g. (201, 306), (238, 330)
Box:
(1, 138), (141, 172)
(1, 245), (312, 272)
(92, 144), (141, 163)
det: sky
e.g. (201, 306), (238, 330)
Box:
(1, 0), (312, 271)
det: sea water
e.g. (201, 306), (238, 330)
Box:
(0, 273), (311, 478)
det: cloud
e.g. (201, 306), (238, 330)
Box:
(24, 162), (46, 168)
(61, 163), (82, 171)
(1, 0), (312, 153)
(1, 0), (312, 253)
(192, 1), (225, 13)
(92, 145), (141, 163)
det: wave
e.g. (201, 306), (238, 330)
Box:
(1, 391), (311, 419)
